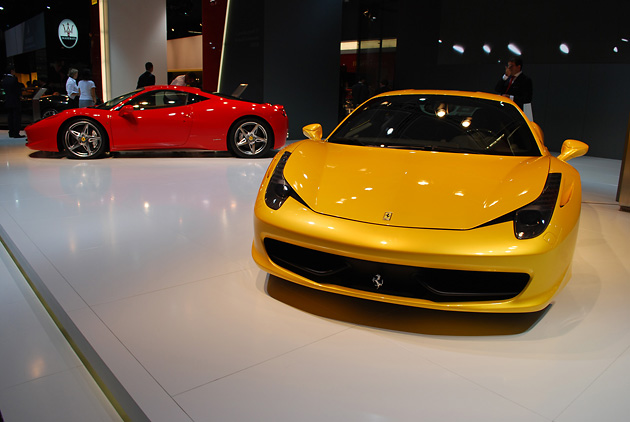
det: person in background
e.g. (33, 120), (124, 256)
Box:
(170, 71), (198, 87)
(1, 65), (24, 138)
(351, 76), (370, 108)
(136, 61), (155, 88)
(375, 79), (391, 95)
(65, 68), (79, 107)
(494, 57), (533, 110)
(78, 68), (97, 107)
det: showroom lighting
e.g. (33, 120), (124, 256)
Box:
(340, 39), (397, 52)
(614, 46), (619, 53)
(559, 43), (570, 54)
(452, 44), (464, 54)
(507, 43), (522, 55)
(483, 44), (491, 54)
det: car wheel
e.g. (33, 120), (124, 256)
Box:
(62, 119), (108, 159)
(228, 118), (273, 158)
(41, 108), (58, 119)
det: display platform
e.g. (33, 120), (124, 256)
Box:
(1, 131), (629, 421)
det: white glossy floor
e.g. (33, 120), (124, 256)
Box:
(0, 130), (629, 422)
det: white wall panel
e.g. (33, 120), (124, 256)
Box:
(104, 0), (167, 99)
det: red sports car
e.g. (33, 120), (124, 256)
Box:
(25, 85), (288, 159)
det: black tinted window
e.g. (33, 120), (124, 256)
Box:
(187, 93), (208, 104)
(95, 90), (140, 110)
(126, 90), (190, 109)
(330, 94), (541, 156)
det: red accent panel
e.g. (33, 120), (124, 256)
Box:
(202, 0), (228, 92)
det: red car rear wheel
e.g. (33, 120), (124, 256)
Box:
(228, 117), (273, 158)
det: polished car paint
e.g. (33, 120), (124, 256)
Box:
(252, 90), (588, 313)
(25, 85), (288, 159)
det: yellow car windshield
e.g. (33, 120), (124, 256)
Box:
(331, 95), (541, 157)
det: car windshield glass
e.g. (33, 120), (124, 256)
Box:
(95, 90), (142, 110)
(329, 94), (541, 156)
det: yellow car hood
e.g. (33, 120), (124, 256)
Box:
(283, 141), (551, 230)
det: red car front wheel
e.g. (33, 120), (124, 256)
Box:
(62, 119), (108, 159)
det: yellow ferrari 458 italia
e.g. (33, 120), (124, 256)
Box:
(252, 90), (588, 313)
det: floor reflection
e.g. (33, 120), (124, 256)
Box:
(266, 275), (548, 336)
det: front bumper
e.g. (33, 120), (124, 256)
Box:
(252, 199), (579, 313)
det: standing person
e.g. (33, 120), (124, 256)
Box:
(375, 79), (391, 95)
(78, 69), (97, 107)
(136, 61), (155, 88)
(1, 65), (24, 138)
(494, 57), (533, 110)
(65, 68), (79, 108)
(351, 77), (370, 108)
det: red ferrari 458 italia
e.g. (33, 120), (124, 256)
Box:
(25, 85), (288, 159)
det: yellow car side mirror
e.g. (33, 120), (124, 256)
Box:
(303, 123), (323, 141)
(557, 139), (589, 162)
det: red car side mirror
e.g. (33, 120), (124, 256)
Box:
(119, 105), (135, 117)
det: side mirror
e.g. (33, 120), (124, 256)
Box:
(119, 105), (134, 117)
(557, 139), (588, 162)
(303, 123), (322, 141)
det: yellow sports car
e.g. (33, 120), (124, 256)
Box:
(252, 90), (588, 313)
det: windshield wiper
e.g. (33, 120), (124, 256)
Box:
(328, 137), (370, 146)
(384, 144), (481, 154)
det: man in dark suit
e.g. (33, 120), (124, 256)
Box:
(494, 57), (532, 110)
(136, 62), (155, 89)
(1, 65), (24, 138)
(351, 77), (370, 108)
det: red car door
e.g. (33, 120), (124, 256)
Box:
(109, 89), (193, 149)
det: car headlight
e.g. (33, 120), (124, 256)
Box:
(264, 152), (305, 210)
(514, 173), (561, 239)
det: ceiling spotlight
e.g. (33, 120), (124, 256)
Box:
(559, 43), (570, 54)
(452, 45), (465, 54)
(363, 10), (376, 21)
(507, 43), (522, 56)
(482, 44), (491, 54)
(613, 46), (619, 53)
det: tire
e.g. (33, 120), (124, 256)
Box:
(62, 119), (108, 159)
(227, 118), (273, 158)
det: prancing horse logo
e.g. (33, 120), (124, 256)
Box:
(372, 274), (384, 289)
